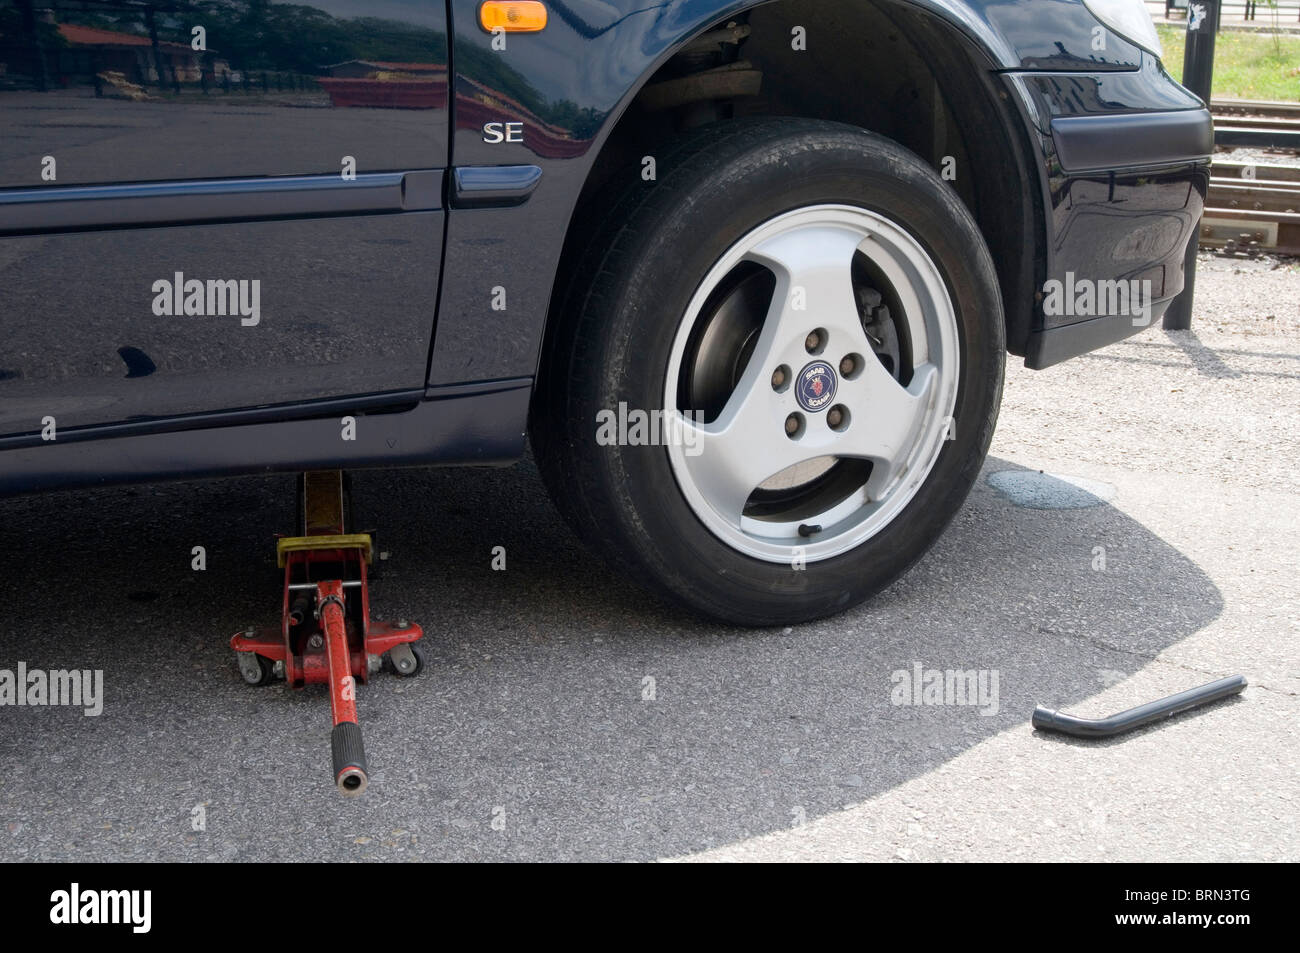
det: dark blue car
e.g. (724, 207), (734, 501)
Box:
(0, 0), (1210, 623)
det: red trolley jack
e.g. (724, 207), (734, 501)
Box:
(230, 470), (424, 796)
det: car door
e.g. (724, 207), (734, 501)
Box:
(0, 0), (448, 437)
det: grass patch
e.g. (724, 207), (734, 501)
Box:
(1156, 22), (1300, 100)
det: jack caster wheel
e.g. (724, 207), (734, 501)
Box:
(236, 651), (275, 687)
(387, 642), (424, 677)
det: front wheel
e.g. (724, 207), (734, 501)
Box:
(532, 118), (1004, 626)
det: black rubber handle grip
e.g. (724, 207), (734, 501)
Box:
(331, 721), (368, 795)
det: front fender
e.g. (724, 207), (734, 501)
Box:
(428, 0), (1137, 386)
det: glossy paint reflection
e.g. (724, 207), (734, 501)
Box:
(0, 0), (449, 184)
(0, 0), (449, 434)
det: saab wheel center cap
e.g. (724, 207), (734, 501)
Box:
(796, 361), (837, 412)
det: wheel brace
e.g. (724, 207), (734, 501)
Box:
(230, 470), (424, 796)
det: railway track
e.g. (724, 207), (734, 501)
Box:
(1206, 101), (1300, 256)
(1204, 163), (1300, 256)
(1213, 115), (1300, 150)
(1211, 99), (1300, 150)
(1211, 99), (1300, 121)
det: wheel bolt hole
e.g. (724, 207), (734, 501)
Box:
(772, 364), (791, 392)
(784, 412), (805, 439)
(827, 405), (850, 432)
(840, 353), (863, 379)
(805, 328), (827, 355)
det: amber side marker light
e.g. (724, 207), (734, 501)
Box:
(480, 1), (548, 32)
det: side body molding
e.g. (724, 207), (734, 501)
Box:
(0, 172), (443, 236)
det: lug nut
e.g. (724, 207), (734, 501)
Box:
(785, 414), (800, 436)
(840, 355), (856, 376)
(805, 331), (821, 353)
(827, 407), (843, 428)
(772, 367), (786, 390)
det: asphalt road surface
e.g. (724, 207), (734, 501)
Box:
(1, 254), (1296, 862)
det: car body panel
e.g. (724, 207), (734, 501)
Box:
(431, 0), (1190, 384)
(1003, 57), (1211, 366)
(0, 0), (1212, 492)
(0, 0), (450, 437)
(0, 381), (531, 495)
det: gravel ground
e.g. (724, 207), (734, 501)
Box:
(0, 255), (1296, 862)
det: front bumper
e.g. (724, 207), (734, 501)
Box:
(1004, 58), (1214, 368)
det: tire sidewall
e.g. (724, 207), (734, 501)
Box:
(577, 122), (1004, 624)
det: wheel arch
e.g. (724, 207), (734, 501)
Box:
(540, 0), (1044, 377)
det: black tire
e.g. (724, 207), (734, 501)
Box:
(532, 118), (1004, 626)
